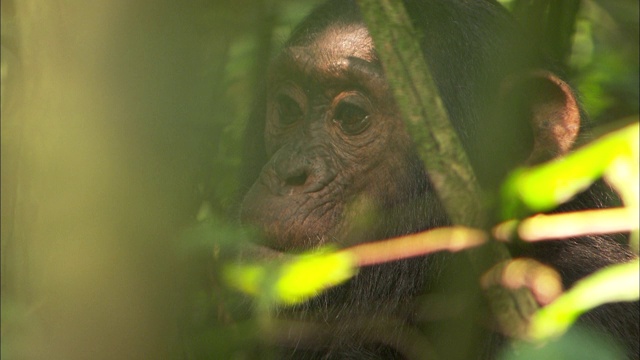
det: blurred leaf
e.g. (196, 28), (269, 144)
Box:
(276, 250), (356, 304)
(577, 1), (639, 123)
(224, 248), (357, 305)
(501, 122), (639, 219)
(500, 325), (626, 360)
(603, 120), (640, 252)
(527, 258), (639, 341)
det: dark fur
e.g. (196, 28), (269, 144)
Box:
(239, 0), (639, 358)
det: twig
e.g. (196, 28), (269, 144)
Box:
(342, 227), (487, 267)
(494, 207), (639, 242)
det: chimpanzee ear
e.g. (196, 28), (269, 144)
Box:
(500, 70), (581, 165)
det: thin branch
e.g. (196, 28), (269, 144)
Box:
(341, 227), (487, 267)
(494, 207), (639, 242)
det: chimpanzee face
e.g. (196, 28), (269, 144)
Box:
(241, 23), (433, 251)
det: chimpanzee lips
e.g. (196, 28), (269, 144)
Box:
(241, 181), (339, 251)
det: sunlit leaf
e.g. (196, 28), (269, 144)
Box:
(224, 248), (357, 305)
(276, 250), (357, 304)
(603, 121), (640, 252)
(502, 122), (639, 219)
(527, 258), (640, 341)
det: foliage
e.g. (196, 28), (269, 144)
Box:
(224, 227), (488, 305)
(225, 247), (356, 305)
(225, 122), (639, 342)
(498, 326), (626, 360)
(501, 122), (638, 228)
(1, 0), (637, 359)
(528, 258), (639, 340)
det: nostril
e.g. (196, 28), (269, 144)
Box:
(286, 172), (308, 187)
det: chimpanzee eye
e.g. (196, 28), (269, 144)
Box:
(277, 94), (303, 126)
(334, 100), (371, 135)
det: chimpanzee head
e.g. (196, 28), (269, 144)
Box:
(240, 0), (581, 252)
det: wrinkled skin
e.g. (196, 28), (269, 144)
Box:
(241, 24), (439, 251)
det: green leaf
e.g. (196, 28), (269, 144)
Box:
(275, 250), (357, 304)
(224, 248), (357, 305)
(501, 122), (639, 219)
(499, 326), (626, 360)
(528, 258), (640, 341)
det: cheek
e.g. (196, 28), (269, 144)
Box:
(364, 133), (425, 203)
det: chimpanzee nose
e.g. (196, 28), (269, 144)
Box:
(267, 144), (333, 195)
(272, 151), (311, 194)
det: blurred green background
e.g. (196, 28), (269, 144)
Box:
(1, 0), (637, 359)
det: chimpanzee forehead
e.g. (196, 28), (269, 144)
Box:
(308, 24), (376, 62)
(275, 24), (380, 81)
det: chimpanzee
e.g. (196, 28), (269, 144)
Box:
(238, 0), (639, 358)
